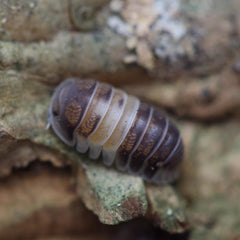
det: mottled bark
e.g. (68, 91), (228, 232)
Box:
(0, 0), (240, 239)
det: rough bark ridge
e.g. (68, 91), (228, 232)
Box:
(0, 0), (239, 239)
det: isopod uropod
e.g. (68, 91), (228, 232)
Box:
(47, 78), (184, 184)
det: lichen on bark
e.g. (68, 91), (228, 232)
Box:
(0, 0), (240, 239)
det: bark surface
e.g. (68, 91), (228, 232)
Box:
(0, 0), (239, 239)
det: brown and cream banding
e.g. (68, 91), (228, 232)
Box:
(48, 78), (184, 184)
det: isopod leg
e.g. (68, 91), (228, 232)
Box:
(75, 135), (89, 153)
(88, 142), (102, 159)
(102, 149), (117, 166)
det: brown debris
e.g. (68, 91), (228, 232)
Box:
(119, 197), (145, 219)
(0, 162), (114, 240)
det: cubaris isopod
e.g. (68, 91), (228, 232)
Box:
(47, 78), (184, 184)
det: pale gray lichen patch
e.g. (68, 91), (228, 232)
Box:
(152, 0), (186, 40)
(107, 0), (189, 70)
(77, 158), (148, 225)
(107, 15), (133, 37)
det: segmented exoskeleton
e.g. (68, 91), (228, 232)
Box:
(47, 78), (184, 184)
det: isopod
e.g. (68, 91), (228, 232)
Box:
(47, 78), (184, 184)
